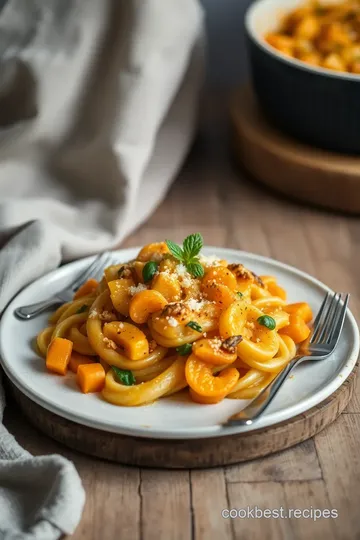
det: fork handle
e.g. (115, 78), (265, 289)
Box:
(14, 297), (62, 320)
(226, 357), (301, 426)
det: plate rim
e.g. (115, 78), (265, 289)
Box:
(1, 246), (359, 440)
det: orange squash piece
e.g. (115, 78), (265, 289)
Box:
(151, 272), (181, 302)
(185, 354), (239, 398)
(74, 278), (99, 300)
(284, 302), (313, 323)
(137, 242), (169, 262)
(192, 338), (237, 366)
(267, 282), (287, 300)
(202, 266), (238, 291)
(202, 281), (236, 309)
(132, 261), (146, 283)
(129, 290), (167, 324)
(261, 276), (287, 300)
(103, 321), (149, 360)
(279, 313), (311, 343)
(77, 363), (106, 393)
(69, 351), (95, 374)
(108, 278), (133, 317)
(46, 337), (73, 375)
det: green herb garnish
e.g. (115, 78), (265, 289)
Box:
(76, 304), (88, 314)
(236, 292), (243, 298)
(142, 261), (159, 283)
(112, 366), (136, 386)
(165, 233), (205, 278)
(176, 343), (193, 356)
(257, 315), (276, 330)
(186, 321), (203, 333)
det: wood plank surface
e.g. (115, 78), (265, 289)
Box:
(2, 92), (360, 539)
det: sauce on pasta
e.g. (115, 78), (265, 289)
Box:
(37, 234), (313, 406)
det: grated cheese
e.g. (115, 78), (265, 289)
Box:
(167, 317), (178, 327)
(174, 262), (192, 288)
(176, 263), (188, 276)
(187, 298), (206, 312)
(151, 252), (165, 262)
(199, 254), (221, 266)
(128, 283), (147, 295)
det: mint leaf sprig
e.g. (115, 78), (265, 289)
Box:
(165, 233), (204, 278)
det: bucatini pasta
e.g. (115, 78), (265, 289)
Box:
(37, 234), (313, 406)
(265, 0), (360, 73)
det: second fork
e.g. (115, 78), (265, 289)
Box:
(14, 252), (114, 320)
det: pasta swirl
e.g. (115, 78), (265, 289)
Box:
(37, 235), (313, 407)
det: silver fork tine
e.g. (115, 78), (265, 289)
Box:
(14, 251), (115, 320)
(310, 292), (333, 343)
(321, 293), (342, 343)
(312, 292), (330, 326)
(327, 294), (349, 346)
(316, 293), (341, 344)
(225, 290), (350, 426)
(72, 252), (110, 291)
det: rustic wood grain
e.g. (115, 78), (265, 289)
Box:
(315, 414), (360, 540)
(282, 480), (338, 540)
(190, 470), (233, 540)
(140, 470), (192, 540)
(2, 90), (360, 539)
(224, 439), (322, 483)
(227, 482), (292, 539)
(231, 87), (360, 214)
(75, 463), (141, 540)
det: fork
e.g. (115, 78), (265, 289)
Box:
(14, 252), (114, 320)
(224, 292), (350, 426)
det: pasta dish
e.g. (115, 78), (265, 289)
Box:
(265, 0), (360, 74)
(37, 234), (313, 406)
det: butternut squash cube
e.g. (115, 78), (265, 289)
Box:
(103, 321), (149, 360)
(46, 337), (73, 375)
(77, 363), (105, 393)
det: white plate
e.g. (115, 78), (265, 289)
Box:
(0, 247), (358, 440)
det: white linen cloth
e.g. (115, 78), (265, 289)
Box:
(0, 0), (205, 538)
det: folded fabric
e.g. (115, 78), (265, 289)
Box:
(0, 0), (205, 538)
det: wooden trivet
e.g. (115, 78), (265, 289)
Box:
(231, 87), (360, 214)
(9, 363), (357, 468)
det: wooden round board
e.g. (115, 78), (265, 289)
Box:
(230, 87), (360, 214)
(9, 363), (358, 468)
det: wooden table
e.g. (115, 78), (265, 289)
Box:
(4, 94), (360, 539)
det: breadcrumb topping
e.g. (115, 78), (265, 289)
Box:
(103, 337), (117, 349)
(99, 310), (117, 322)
